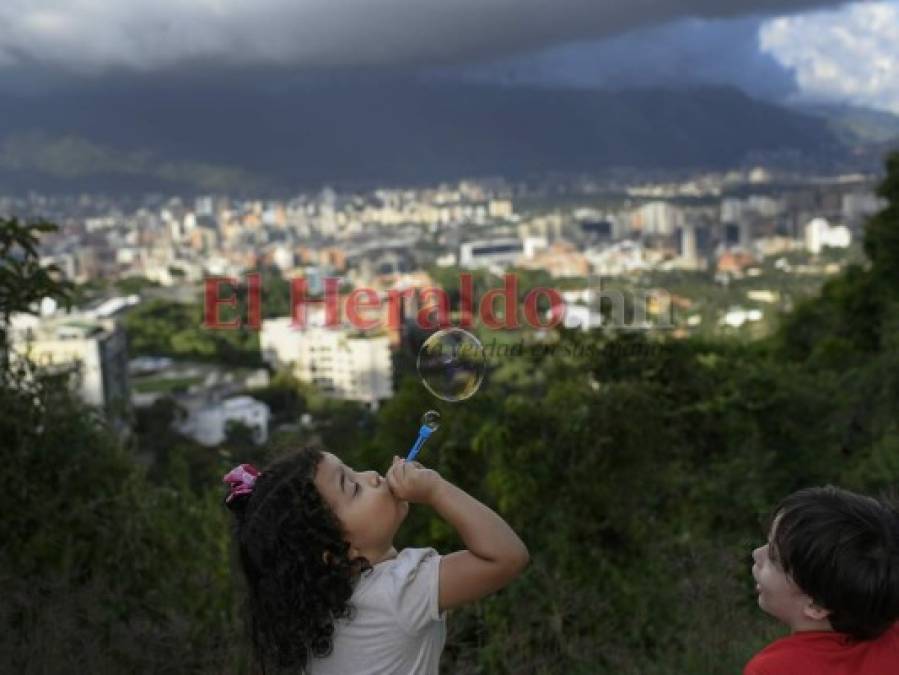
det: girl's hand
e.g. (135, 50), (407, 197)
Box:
(386, 455), (442, 505)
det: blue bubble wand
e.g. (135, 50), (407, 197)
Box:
(406, 410), (441, 461)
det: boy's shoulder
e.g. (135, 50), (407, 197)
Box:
(744, 624), (899, 675)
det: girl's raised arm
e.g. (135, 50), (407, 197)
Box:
(386, 457), (529, 612)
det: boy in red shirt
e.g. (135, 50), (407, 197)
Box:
(745, 486), (899, 675)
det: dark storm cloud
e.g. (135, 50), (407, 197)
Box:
(0, 0), (856, 73)
(445, 16), (798, 101)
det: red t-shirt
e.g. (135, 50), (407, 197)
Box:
(744, 623), (899, 675)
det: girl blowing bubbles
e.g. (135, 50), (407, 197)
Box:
(223, 445), (529, 674)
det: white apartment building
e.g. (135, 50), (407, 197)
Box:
(488, 199), (514, 220)
(552, 303), (604, 331)
(458, 238), (524, 269)
(722, 196), (784, 223)
(804, 217), (852, 255)
(721, 197), (747, 224)
(632, 201), (684, 236)
(176, 395), (270, 446)
(8, 313), (130, 426)
(261, 312), (393, 408)
(522, 236), (549, 259)
(585, 240), (647, 276)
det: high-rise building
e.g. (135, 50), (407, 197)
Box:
(679, 224), (699, 269)
(9, 314), (131, 431)
(261, 310), (393, 409)
(739, 221), (753, 251)
(633, 201), (684, 236)
(195, 195), (215, 216)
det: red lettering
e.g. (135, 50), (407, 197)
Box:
(417, 287), (452, 329)
(479, 273), (520, 329)
(246, 272), (261, 330)
(459, 273), (474, 328)
(203, 276), (240, 329)
(346, 288), (381, 329)
(524, 287), (565, 328)
(324, 278), (342, 327)
(289, 277), (311, 328)
(386, 287), (415, 330)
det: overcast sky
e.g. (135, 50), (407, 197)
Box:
(0, 0), (897, 113)
(443, 15), (798, 101)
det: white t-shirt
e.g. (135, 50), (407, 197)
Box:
(306, 547), (447, 675)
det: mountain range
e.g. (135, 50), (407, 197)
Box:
(0, 77), (895, 195)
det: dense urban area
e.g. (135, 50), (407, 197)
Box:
(5, 165), (882, 449)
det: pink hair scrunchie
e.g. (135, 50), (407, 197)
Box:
(223, 463), (261, 504)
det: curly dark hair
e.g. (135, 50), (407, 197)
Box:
(224, 445), (372, 673)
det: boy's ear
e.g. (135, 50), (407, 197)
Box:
(802, 599), (831, 622)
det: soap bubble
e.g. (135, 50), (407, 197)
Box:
(417, 328), (486, 402)
(421, 410), (441, 430)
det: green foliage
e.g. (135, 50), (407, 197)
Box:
(865, 152), (899, 293)
(241, 369), (308, 427)
(0, 217), (73, 348)
(114, 275), (162, 295)
(0, 230), (239, 672)
(0, 217), (238, 671)
(0, 130), (274, 192)
(257, 265), (293, 319)
(123, 297), (262, 366)
(0, 361), (239, 672)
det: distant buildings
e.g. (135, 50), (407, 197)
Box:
(716, 251), (757, 277)
(175, 395), (270, 446)
(488, 199), (514, 220)
(586, 240), (646, 276)
(143, 256), (205, 286)
(746, 290), (780, 304)
(804, 217), (851, 255)
(678, 224), (700, 270)
(11, 170), (878, 367)
(721, 195), (783, 223)
(720, 307), (764, 329)
(22, 170), (876, 314)
(261, 309), (393, 409)
(554, 303), (604, 331)
(9, 313), (131, 431)
(517, 241), (591, 278)
(631, 201), (684, 236)
(521, 235), (549, 259)
(459, 238), (524, 269)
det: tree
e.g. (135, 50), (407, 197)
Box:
(777, 150), (899, 359)
(1, 217), (240, 672)
(864, 151), (899, 292)
(0, 217), (73, 357)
